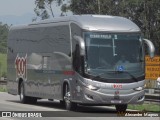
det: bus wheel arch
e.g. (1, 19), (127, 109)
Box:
(18, 79), (37, 104)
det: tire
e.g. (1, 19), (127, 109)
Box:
(19, 81), (37, 104)
(115, 104), (127, 112)
(28, 97), (37, 104)
(60, 100), (65, 105)
(64, 84), (77, 111)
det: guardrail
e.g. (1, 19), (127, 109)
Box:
(145, 88), (160, 103)
(145, 93), (160, 103)
(0, 80), (7, 85)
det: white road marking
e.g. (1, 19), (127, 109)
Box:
(0, 117), (14, 120)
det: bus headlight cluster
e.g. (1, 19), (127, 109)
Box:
(134, 86), (144, 91)
(87, 85), (99, 90)
(80, 80), (99, 90)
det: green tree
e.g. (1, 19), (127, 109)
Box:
(34, 0), (66, 19)
(0, 23), (9, 53)
(69, 0), (98, 14)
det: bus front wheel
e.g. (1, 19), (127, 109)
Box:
(115, 104), (127, 112)
(64, 84), (77, 111)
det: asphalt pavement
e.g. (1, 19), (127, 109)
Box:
(0, 92), (118, 117)
(0, 92), (159, 120)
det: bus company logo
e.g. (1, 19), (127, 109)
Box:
(15, 54), (27, 80)
(113, 84), (122, 89)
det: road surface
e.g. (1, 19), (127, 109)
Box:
(0, 92), (159, 120)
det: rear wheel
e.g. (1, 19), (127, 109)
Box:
(115, 104), (127, 112)
(64, 84), (77, 111)
(19, 81), (37, 104)
(20, 81), (28, 103)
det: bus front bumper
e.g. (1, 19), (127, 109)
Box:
(77, 87), (145, 105)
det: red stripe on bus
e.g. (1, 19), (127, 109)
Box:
(63, 71), (75, 75)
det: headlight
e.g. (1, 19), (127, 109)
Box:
(79, 79), (99, 90)
(134, 86), (144, 91)
(87, 85), (99, 90)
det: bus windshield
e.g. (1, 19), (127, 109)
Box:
(84, 32), (144, 80)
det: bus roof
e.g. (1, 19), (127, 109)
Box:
(10, 15), (140, 32)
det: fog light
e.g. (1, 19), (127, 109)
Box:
(85, 94), (93, 100)
(138, 96), (144, 100)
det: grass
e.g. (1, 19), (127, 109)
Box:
(0, 53), (7, 77)
(128, 103), (160, 112)
(0, 86), (7, 92)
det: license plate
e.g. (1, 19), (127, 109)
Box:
(111, 100), (122, 103)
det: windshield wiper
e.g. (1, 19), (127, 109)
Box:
(91, 70), (138, 82)
(91, 71), (118, 80)
(95, 65), (110, 69)
(119, 71), (138, 82)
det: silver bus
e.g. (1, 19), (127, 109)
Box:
(7, 15), (155, 112)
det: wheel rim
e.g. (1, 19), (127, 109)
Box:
(20, 84), (24, 101)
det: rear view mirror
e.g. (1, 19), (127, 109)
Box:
(143, 39), (155, 58)
(73, 35), (85, 56)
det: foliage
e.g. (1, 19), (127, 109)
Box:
(0, 54), (7, 77)
(0, 23), (8, 77)
(0, 86), (7, 92)
(34, 0), (66, 20)
(0, 23), (9, 54)
(128, 103), (160, 112)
